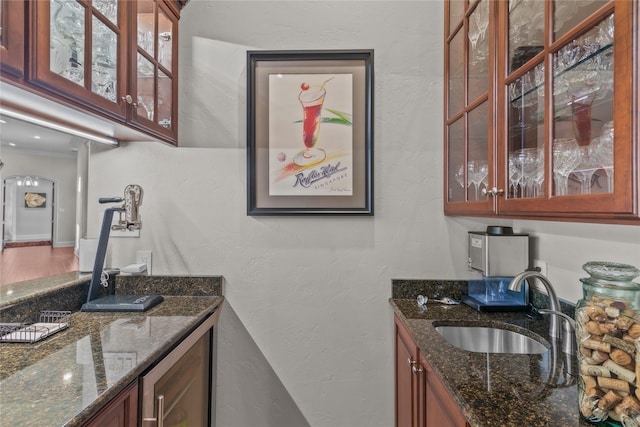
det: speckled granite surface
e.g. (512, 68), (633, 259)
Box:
(0, 275), (224, 427)
(391, 279), (591, 427)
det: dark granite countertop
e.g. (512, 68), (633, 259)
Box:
(390, 279), (591, 427)
(0, 275), (224, 427)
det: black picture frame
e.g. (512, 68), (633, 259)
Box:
(247, 49), (374, 215)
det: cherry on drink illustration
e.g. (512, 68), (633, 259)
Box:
(294, 77), (333, 167)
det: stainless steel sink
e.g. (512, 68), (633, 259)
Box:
(435, 325), (548, 354)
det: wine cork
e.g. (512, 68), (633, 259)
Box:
(628, 323), (640, 339)
(603, 334), (636, 355)
(585, 305), (607, 321)
(586, 321), (604, 336)
(583, 339), (612, 353)
(606, 306), (621, 318)
(582, 374), (597, 390)
(603, 359), (636, 383)
(598, 376), (630, 393)
(617, 316), (634, 331)
(610, 349), (633, 366)
(614, 395), (640, 416)
(635, 341), (640, 390)
(598, 390), (623, 410)
(592, 350), (610, 364)
(582, 364), (611, 378)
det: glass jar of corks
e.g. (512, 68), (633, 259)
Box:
(576, 261), (640, 426)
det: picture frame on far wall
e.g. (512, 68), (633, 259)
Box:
(247, 49), (374, 215)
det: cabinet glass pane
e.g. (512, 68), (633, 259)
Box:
(508, 63), (544, 199)
(449, 0), (465, 34)
(468, 0), (488, 102)
(447, 119), (465, 202)
(155, 333), (210, 427)
(50, 0), (85, 85)
(508, 0), (544, 73)
(467, 102), (489, 201)
(554, 0), (608, 40)
(137, 1), (154, 57)
(448, 31), (464, 118)
(158, 70), (172, 129)
(158, 8), (173, 70)
(91, 16), (117, 102)
(137, 53), (155, 121)
(552, 19), (613, 196)
(92, 0), (117, 24)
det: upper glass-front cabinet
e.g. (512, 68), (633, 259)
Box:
(446, 0), (493, 213)
(130, 0), (177, 137)
(27, 0), (179, 145)
(0, 0), (25, 77)
(444, 0), (639, 222)
(32, 0), (125, 115)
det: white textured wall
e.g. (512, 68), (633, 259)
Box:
(86, 2), (640, 427)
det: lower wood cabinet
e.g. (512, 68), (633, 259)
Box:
(84, 381), (138, 427)
(395, 315), (470, 427)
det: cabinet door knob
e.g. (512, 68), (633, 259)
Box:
(481, 187), (504, 197)
(412, 364), (424, 374)
(121, 94), (139, 108)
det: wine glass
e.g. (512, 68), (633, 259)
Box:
(513, 148), (542, 198)
(508, 153), (524, 198)
(590, 121), (614, 192)
(553, 138), (581, 196)
(137, 95), (155, 120)
(467, 160), (488, 200)
(468, 17), (480, 49)
(454, 163), (466, 188)
(475, 0), (489, 41)
(572, 145), (599, 195)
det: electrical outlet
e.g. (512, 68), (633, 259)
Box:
(534, 259), (548, 277)
(136, 251), (152, 275)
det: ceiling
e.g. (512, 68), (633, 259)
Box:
(0, 114), (82, 157)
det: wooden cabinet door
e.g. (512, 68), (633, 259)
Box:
(443, 0), (495, 215)
(127, 0), (179, 143)
(444, 0), (640, 223)
(84, 381), (138, 427)
(29, 0), (128, 121)
(395, 316), (420, 427)
(421, 354), (467, 427)
(0, 0), (25, 78)
(496, 0), (637, 221)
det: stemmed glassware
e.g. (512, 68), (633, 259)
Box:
(468, 15), (480, 49)
(553, 138), (581, 196)
(508, 153), (524, 198)
(572, 145), (600, 195)
(513, 148), (543, 198)
(467, 160), (488, 200)
(454, 163), (466, 189)
(474, 1), (489, 41)
(589, 121), (614, 192)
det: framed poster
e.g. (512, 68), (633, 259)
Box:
(247, 50), (373, 215)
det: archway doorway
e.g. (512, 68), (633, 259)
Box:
(2, 176), (55, 248)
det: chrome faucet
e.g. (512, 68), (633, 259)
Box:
(508, 271), (567, 340)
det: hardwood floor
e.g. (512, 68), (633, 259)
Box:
(0, 245), (78, 285)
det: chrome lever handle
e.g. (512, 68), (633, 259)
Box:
(142, 394), (164, 427)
